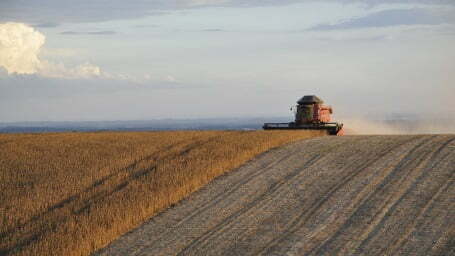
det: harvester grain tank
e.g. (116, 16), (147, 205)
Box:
(263, 95), (344, 135)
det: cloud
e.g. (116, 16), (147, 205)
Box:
(2, 1), (452, 25)
(186, 0), (231, 6)
(202, 28), (225, 32)
(0, 22), (45, 74)
(133, 24), (159, 28)
(38, 61), (102, 79)
(0, 22), (103, 79)
(0, 0), (223, 24)
(39, 48), (78, 58)
(34, 22), (60, 28)
(0, 23), (182, 84)
(60, 30), (116, 35)
(0, 73), (187, 102)
(164, 75), (178, 83)
(310, 8), (455, 30)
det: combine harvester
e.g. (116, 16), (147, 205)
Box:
(263, 95), (344, 135)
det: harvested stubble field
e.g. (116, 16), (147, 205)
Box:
(96, 135), (455, 256)
(0, 130), (323, 256)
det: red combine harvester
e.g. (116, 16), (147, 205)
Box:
(263, 95), (344, 135)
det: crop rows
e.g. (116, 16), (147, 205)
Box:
(0, 130), (323, 256)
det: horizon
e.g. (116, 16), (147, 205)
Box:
(1, 115), (455, 135)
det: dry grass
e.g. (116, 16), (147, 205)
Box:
(0, 130), (324, 256)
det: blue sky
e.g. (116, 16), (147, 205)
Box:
(0, 0), (454, 121)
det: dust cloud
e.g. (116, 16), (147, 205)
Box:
(343, 118), (455, 135)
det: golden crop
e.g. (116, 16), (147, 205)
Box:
(0, 130), (323, 256)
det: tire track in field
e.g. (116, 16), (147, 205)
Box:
(183, 136), (420, 256)
(94, 135), (455, 256)
(257, 136), (437, 256)
(137, 136), (385, 256)
(301, 136), (451, 256)
(389, 173), (454, 255)
(124, 137), (351, 256)
(353, 137), (455, 256)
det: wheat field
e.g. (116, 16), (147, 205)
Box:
(0, 130), (323, 256)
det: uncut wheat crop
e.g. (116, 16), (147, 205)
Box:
(0, 130), (324, 256)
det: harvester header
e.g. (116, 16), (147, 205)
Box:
(263, 95), (344, 135)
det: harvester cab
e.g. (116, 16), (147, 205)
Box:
(263, 95), (344, 135)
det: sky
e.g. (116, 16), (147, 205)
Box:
(0, 0), (454, 122)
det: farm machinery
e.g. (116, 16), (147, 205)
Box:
(263, 95), (344, 135)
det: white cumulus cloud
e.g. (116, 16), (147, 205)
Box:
(0, 22), (103, 79)
(0, 22), (45, 74)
